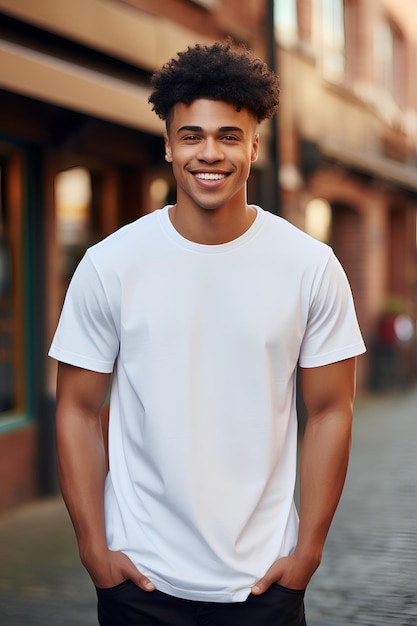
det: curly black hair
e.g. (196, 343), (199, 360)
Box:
(148, 40), (280, 127)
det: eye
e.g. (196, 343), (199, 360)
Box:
(222, 135), (238, 142)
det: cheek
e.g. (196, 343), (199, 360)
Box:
(171, 161), (190, 189)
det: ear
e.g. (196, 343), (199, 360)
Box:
(164, 133), (173, 162)
(251, 134), (259, 162)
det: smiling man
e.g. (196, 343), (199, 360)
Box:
(49, 41), (365, 626)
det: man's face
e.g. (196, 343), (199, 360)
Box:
(164, 99), (259, 213)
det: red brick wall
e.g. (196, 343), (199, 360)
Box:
(332, 203), (365, 317)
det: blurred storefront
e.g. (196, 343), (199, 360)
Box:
(0, 0), (268, 511)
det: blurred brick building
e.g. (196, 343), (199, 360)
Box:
(0, 0), (416, 511)
(274, 0), (417, 391)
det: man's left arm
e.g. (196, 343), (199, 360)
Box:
(252, 357), (356, 594)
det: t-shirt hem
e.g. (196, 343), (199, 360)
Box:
(151, 578), (251, 603)
(48, 345), (114, 373)
(299, 341), (366, 368)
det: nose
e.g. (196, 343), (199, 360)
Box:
(197, 137), (224, 163)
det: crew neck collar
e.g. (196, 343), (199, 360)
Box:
(158, 205), (265, 254)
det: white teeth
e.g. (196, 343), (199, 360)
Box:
(195, 173), (226, 180)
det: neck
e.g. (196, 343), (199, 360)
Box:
(169, 202), (257, 245)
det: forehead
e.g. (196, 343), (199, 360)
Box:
(169, 99), (257, 133)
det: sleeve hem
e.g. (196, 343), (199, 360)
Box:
(48, 345), (114, 374)
(299, 342), (366, 369)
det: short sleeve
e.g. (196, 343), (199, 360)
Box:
(48, 252), (119, 372)
(299, 253), (366, 368)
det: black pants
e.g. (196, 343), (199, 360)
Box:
(96, 581), (307, 626)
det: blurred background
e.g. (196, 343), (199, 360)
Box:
(0, 0), (416, 515)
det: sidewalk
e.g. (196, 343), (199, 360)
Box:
(0, 496), (96, 626)
(0, 387), (416, 625)
(305, 387), (417, 626)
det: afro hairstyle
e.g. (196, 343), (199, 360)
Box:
(148, 40), (280, 127)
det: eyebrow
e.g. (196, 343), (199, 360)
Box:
(176, 125), (244, 135)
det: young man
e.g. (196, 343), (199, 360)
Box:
(50, 41), (365, 625)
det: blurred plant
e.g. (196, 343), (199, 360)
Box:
(382, 295), (409, 315)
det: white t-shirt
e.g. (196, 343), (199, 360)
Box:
(49, 205), (365, 602)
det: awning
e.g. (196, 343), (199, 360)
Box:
(0, 40), (165, 136)
(320, 139), (417, 193)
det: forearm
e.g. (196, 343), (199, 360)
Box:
(57, 401), (156, 591)
(295, 407), (352, 565)
(56, 405), (108, 561)
(54, 365), (154, 591)
(251, 360), (356, 594)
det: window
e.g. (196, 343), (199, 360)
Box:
(0, 152), (25, 414)
(315, 0), (359, 83)
(149, 178), (170, 213)
(55, 167), (92, 283)
(274, 0), (299, 45)
(305, 198), (332, 243)
(375, 19), (405, 106)
(0, 165), (13, 412)
(318, 0), (346, 82)
(274, 0), (315, 47)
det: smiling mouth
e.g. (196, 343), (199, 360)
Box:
(194, 172), (228, 181)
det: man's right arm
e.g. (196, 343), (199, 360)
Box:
(56, 362), (155, 591)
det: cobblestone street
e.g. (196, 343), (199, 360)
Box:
(0, 386), (416, 625)
(306, 387), (417, 626)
